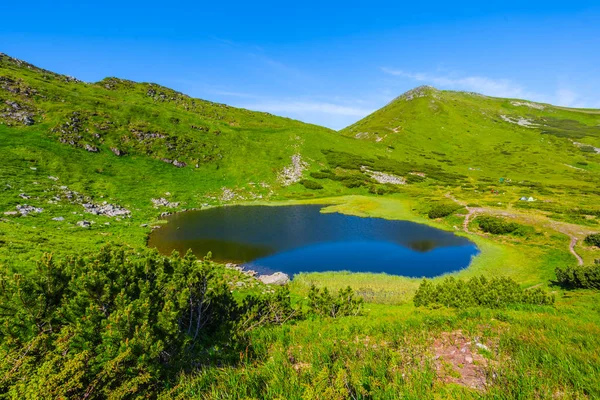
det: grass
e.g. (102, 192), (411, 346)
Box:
(1, 54), (600, 398)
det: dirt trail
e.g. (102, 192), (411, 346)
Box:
(445, 193), (587, 265)
(568, 236), (584, 266)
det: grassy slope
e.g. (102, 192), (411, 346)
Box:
(2, 56), (600, 397)
(341, 86), (600, 213)
(0, 53), (385, 268)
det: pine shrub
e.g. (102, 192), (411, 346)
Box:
(413, 276), (554, 309)
(555, 265), (600, 289)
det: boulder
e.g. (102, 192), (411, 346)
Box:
(258, 272), (290, 286)
(77, 220), (91, 228)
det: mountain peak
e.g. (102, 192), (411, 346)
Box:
(387, 85), (439, 105)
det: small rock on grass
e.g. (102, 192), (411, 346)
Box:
(258, 272), (290, 285)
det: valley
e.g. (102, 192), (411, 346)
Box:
(1, 53), (599, 398)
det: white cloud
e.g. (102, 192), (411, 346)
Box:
(381, 67), (542, 100)
(241, 101), (373, 117)
(238, 101), (375, 130)
(555, 88), (579, 107)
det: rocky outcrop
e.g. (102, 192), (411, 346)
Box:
(361, 167), (405, 185)
(16, 205), (43, 216)
(151, 198), (180, 208)
(278, 154), (308, 186)
(500, 115), (538, 128)
(110, 147), (126, 156)
(82, 202), (131, 218)
(258, 272), (290, 285)
(1, 100), (35, 125)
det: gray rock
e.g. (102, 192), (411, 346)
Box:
(4, 211), (19, 216)
(476, 343), (490, 351)
(77, 220), (91, 228)
(16, 205), (43, 216)
(82, 202), (130, 218)
(52, 216), (65, 221)
(152, 198), (179, 208)
(110, 147), (125, 156)
(84, 144), (99, 152)
(258, 272), (290, 285)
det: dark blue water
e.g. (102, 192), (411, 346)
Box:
(147, 205), (479, 278)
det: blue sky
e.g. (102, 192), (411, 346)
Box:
(2, 1), (599, 129)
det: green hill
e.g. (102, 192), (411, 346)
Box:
(341, 85), (600, 194)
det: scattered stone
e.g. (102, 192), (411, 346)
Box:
(16, 205), (43, 216)
(48, 176), (59, 181)
(572, 141), (600, 154)
(220, 188), (237, 202)
(152, 198), (180, 208)
(258, 272), (290, 285)
(398, 85), (436, 102)
(172, 159), (187, 168)
(510, 101), (545, 110)
(52, 216), (65, 221)
(500, 115), (537, 128)
(84, 144), (99, 152)
(361, 167), (405, 185)
(83, 202), (130, 218)
(4, 211), (18, 216)
(30, 167), (37, 171)
(475, 342), (490, 352)
(1, 100), (35, 126)
(76, 220), (91, 228)
(140, 223), (148, 227)
(110, 147), (126, 156)
(278, 154), (308, 186)
(64, 76), (82, 83)
(18, 193), (30, 199)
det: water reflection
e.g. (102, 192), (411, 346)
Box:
(148, 205), (479, 278)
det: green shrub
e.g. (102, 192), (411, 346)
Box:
(308, 286), (363, 318)
(427, 203), (463, 219)
(584, 233), (600, 247)
(368, 185), (389, 195)
(309, 171), (333, 180)
(405, 174), (426, 184)
(476, 215), (523, 234)
(300, 179), (323, 190)
(555, 265), (600, 289)
(413, 276), (554, 309)
(0, 246), (298, 398)
(237, 286), (300, 333)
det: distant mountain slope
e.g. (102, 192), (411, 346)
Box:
(340, 85), (600, 190)
(0, 52), (342, 176)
